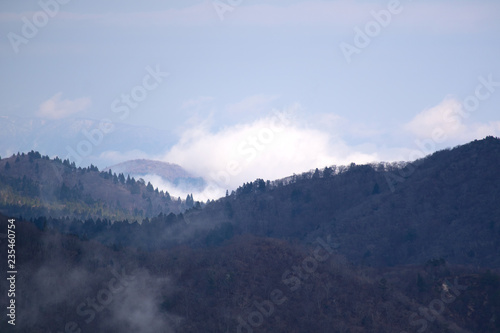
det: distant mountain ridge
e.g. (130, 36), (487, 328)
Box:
(105, 159), (206, 193)
(105, 159), (193, 181)
(0, 152), (194, 221)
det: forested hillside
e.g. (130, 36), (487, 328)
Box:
(0, 137), (499, 332)
(23, 137), (500, 267)
(0, 214), (498, 333)
(0, 151), (195, 221)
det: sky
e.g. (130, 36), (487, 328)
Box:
(1, 0), (500, 199)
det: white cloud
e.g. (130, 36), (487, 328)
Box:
(37, 92), (91, 119)
(404, 97), (466, 139)
(137, 174), (208, 202)
(161, 104), (383, 200)
(404, 97), (500, 145)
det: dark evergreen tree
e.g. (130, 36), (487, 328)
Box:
(323, 166), (333, 178)
(312, 168), (320, 179)
(186, 194), (194, 208)
(146, 182), (154, 192)
(255, 178), (266, 191)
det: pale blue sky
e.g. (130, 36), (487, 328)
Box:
(1, 0), (500, 197)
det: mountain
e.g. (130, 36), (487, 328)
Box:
(20, 136), (500, 268)
(0, 152), (192, 221)
(192, 136), (500, 268)
(0, 137), (499, 332)
(105, 159), (193, 181)
(104, 159), (206, 193)
(1, 213), (499, 333)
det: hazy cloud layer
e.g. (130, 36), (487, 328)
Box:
(37, 92), (91, 119)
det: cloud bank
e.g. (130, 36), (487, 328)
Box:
(161, 104), (383, 200)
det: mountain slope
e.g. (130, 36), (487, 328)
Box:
(1, 137), (500, 332)
(27, 136), (500, 269)
(198, 136), (500, 268)
(1, 214), (498, 333)
(0, 152), (188, 221)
